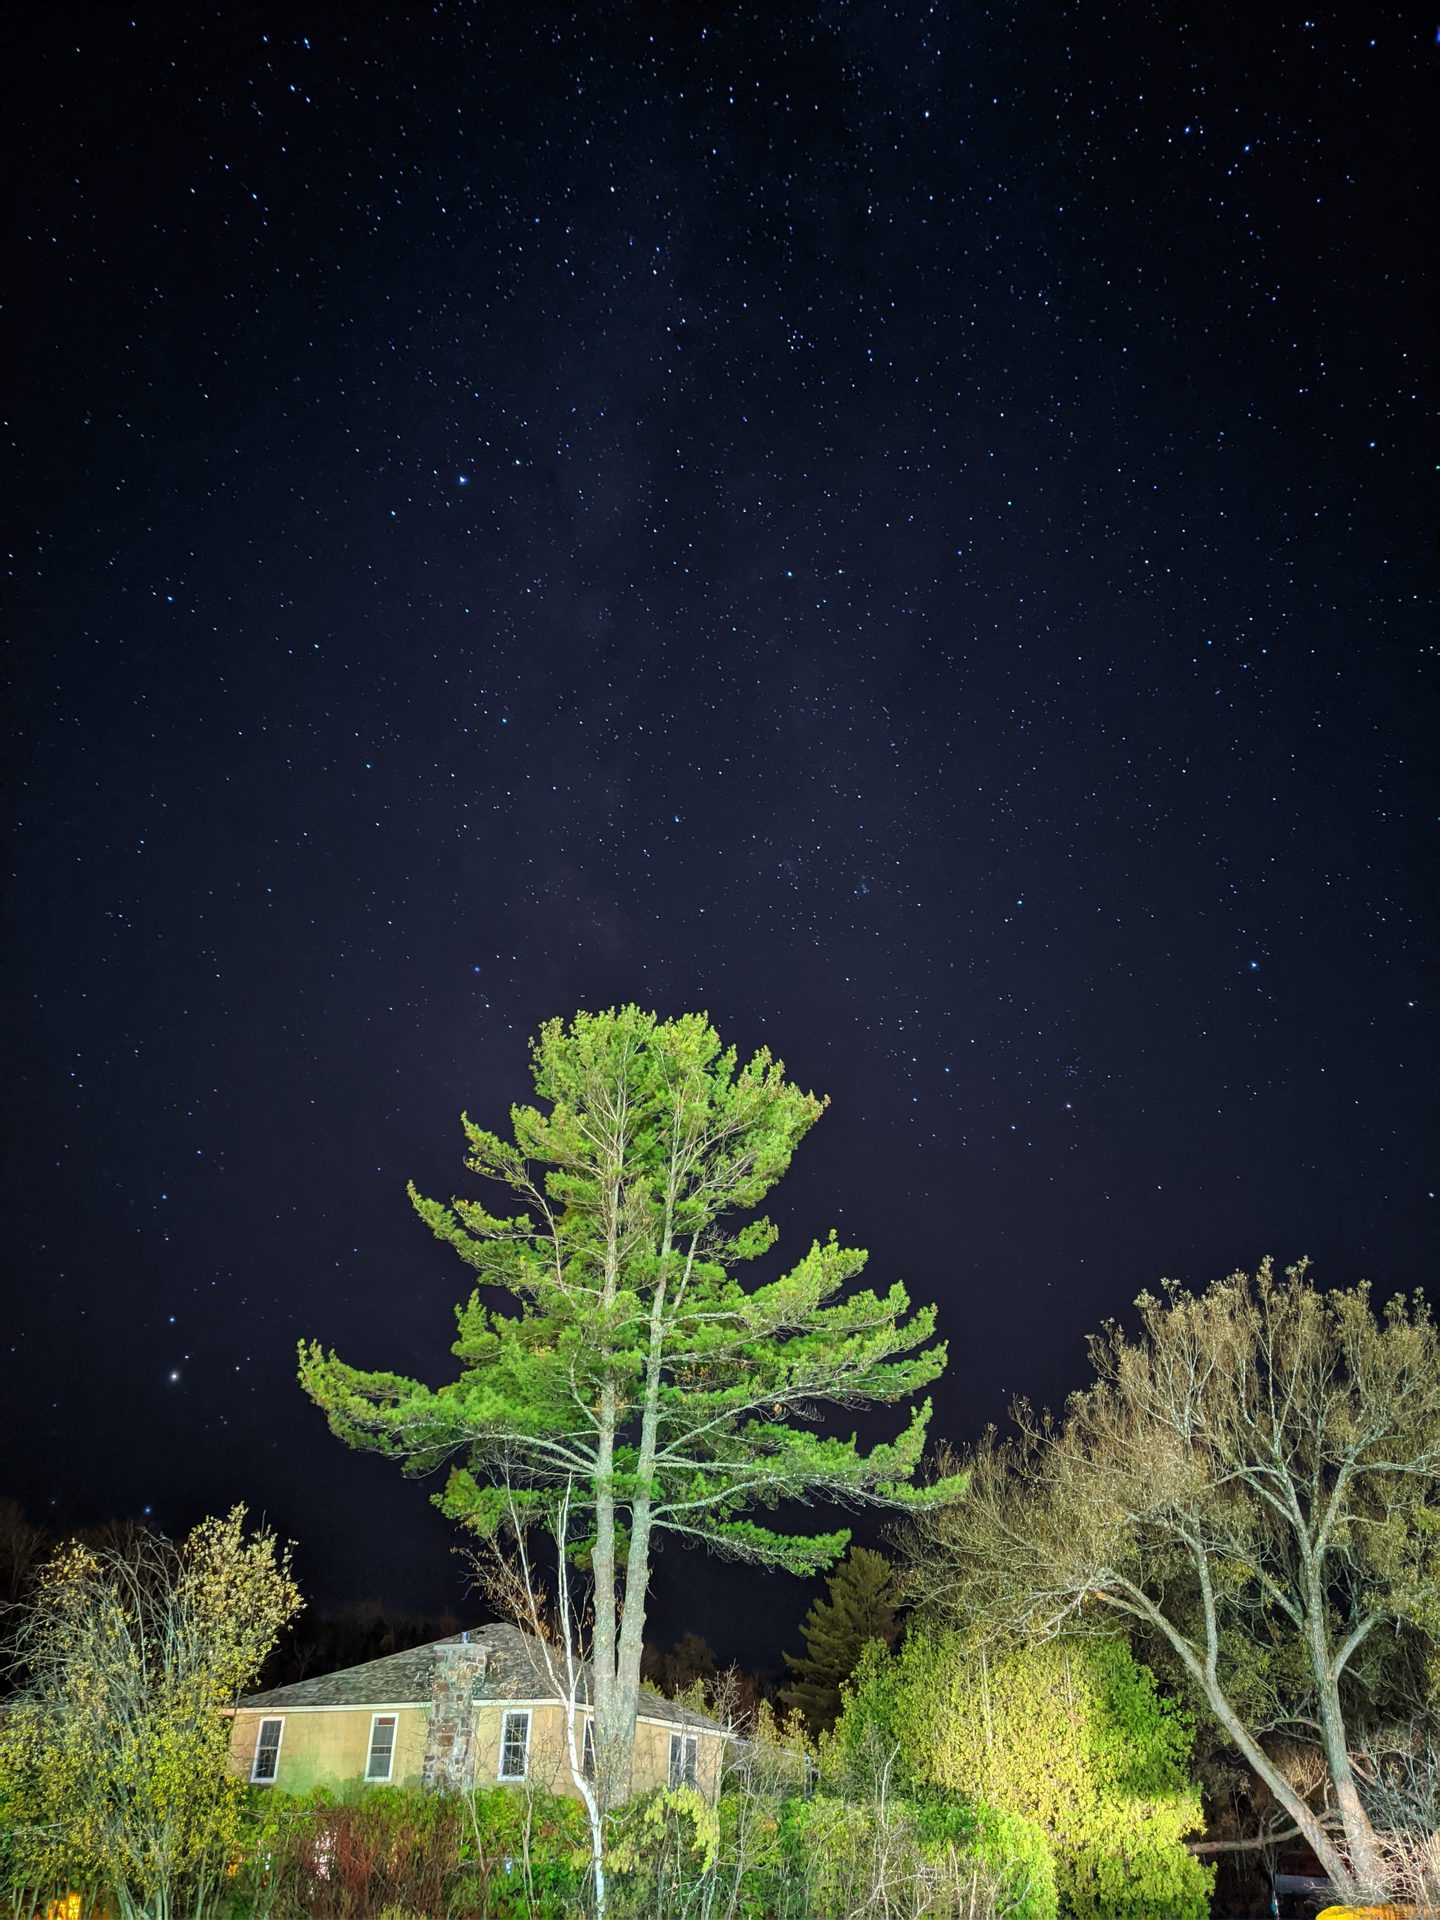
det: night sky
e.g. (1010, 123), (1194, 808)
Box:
(4, 3), (1434, 1667)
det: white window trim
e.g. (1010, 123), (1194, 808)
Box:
(669, 1730), (699, 1790)
(251, 1716), (285, 1784)
(498, 1708), (531, 1781)
(365, 1711), (398, 1782)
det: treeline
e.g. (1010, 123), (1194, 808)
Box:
(3, 1257), (1440, 1917)
(0, 1502), (1205, 1920)
(4, 1012), (1437, 1918)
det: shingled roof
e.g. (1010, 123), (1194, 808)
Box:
(241, 1622), (721, 1730)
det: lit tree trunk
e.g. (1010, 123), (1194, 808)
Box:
(612, 1243), (676, 1783)
(609, 1156), (692, 1799)
(591, 1136), (628, 1801)
(1106, 1584), (1361, 1900)
(590, 1385), (624, 1796)
(1302, 1560), (1385, 1896)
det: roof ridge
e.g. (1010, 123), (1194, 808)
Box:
(239, 1620), (724, 1727)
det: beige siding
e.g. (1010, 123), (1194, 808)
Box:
(475, 1701), (575, 1794)
(229, 1705), (428, 1794)
(634, 1714), (724, 1800)
(471, 1702), (724, 1800)
(229, 1699), (725, 1802)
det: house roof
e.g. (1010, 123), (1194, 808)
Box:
(241, 1622), (722, 1731)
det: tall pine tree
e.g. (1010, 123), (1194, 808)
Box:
(782, 1544), (900, 1732)
(300, 1009), (961, 1805)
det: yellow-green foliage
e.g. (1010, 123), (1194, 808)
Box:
(606, 1782), (721, 1913)
(836, 1630), (1213, 1920)
(984, 1807), (1059, 1920)
(0, 1508), (300, 1920)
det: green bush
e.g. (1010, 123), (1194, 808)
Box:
(914, 1798), (1059, 1920)
(835, 1631), (1213, 1920)
(600, 1775), (1050, 1919)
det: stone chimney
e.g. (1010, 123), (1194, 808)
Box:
(421, 1635), (489, 1792)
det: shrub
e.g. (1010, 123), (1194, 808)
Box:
(233, 1784), (585, 1920)
(914, 1799), (1058, 1920)
(0, 1511), (299, 1920)
(835, 1630), (1212, 1920)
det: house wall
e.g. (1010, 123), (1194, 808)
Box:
(229, 1705), (428, 1794)
(634, 1713), (724, 1801)
(471, 1702), (724, 1800)
(230, 1699), (724, 1802)
(476, 1700), (576, 1795)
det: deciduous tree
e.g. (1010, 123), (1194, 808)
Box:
(0, 1508), (301, 1920)
(898, 1260), (1440, 1902)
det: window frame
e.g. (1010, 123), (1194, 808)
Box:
(365, 1711), (398, 1782)
(668, 1730), (699, 1791)
(498, 1708), (531, 1782)
(250, 1716), (285, 1785)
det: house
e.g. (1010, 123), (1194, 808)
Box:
(228, 1623), (727, 1803)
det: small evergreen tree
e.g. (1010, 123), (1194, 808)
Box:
(781, 1544), (899, 1732)
(644, 1630), (719, 1698)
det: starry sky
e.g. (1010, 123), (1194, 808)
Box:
(4, 2), (1434, 1666)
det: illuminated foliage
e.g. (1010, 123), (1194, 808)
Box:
(898, 1261), (1440, 1901)
(300, 1007), (960, 1811)
(834, 1630), (1212, 1920)
(0, 1508), (301, 1920)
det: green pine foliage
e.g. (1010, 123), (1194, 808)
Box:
(299, 1008), (962, 1795)
(301, 1008), (957, 1569)
(834, 1630), (1213, 1920)
(781, 1544), (900, 1732)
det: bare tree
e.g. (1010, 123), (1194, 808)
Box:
(0, 1500), (50, 1619)
(465, 1474), (614, 1919)
(1351, 1725), (1440, 1910)
(899, 1260), (1440, 1903)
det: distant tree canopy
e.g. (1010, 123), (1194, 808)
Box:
(781, 1544), (900, 1733)
(300, 1007), (961, 1802)
(263, 1599), (463, 1689)
(832, 1629), (1212, 1920)
(642, 1629), (719, 1699)
(897, 1259), (1440, 1904)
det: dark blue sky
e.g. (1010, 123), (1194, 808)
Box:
(4, 1), (1433, 1665)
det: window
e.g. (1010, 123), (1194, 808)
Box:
(251, 1717), (284, 1784)
(581, 1715), (595, 1780)
(499, 1709), (530, 1781)
(365, 1713), (397, 1782)
(668, 1731), (698, 1791)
